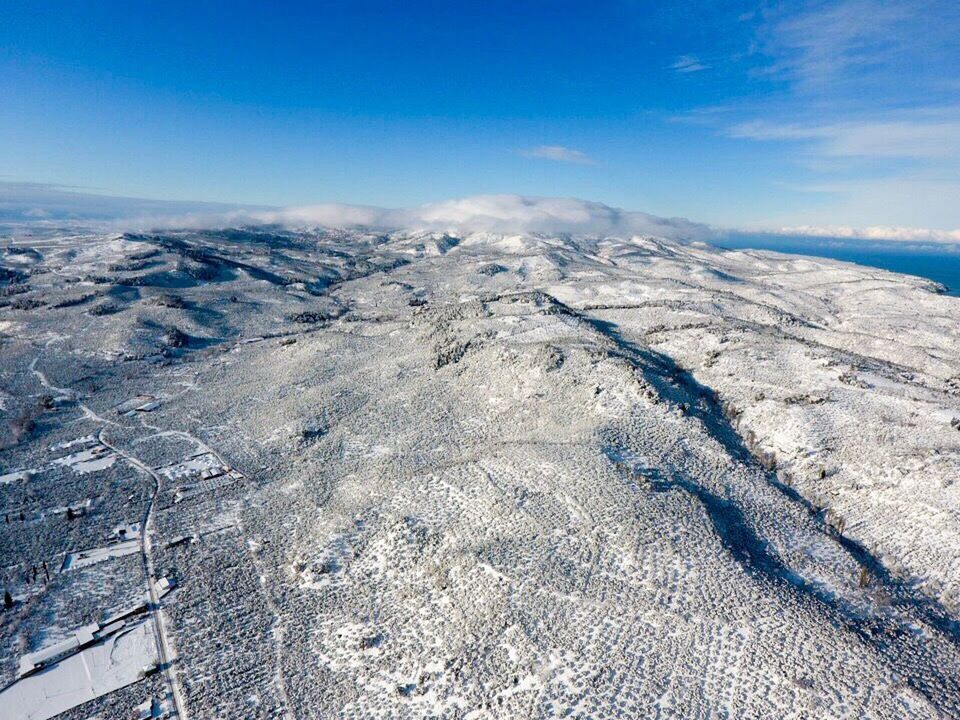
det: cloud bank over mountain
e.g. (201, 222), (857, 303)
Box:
(0, 182), (265, 227)
(257, 195), (712, 241)
(4, 182), (959, 245)
(0, 184), (711, 242)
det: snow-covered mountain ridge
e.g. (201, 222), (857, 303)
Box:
(1, 225), (959, 718)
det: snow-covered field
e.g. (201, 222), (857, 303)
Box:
(1, 222), (959, 718)
(1, 617), (158, 720)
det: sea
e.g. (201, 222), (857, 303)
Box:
(718, 234), (960, 297)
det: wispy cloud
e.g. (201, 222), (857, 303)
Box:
(670, 55), (709, 74)
(668, 105), (735, 126)
(729, 113), (960, 160)
(751, 0), (958, 98)
(711, 2), (960, 229)
(741, 175), (960, 234)
(519, 145), (597, 165)
(757, 1), (915, 86)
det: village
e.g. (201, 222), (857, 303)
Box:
(0, 381), (246, 720)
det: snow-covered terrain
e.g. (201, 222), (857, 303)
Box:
(2, 217), (960, 718)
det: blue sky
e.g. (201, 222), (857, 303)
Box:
(1, 1), (958, 232)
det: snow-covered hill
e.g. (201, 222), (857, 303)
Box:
(2, 223), (959, 718)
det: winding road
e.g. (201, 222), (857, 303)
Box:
(31, 351), (189, 719)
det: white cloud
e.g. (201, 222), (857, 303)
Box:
(519, 145), (597, 165)
(670, 55), (710, 74)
